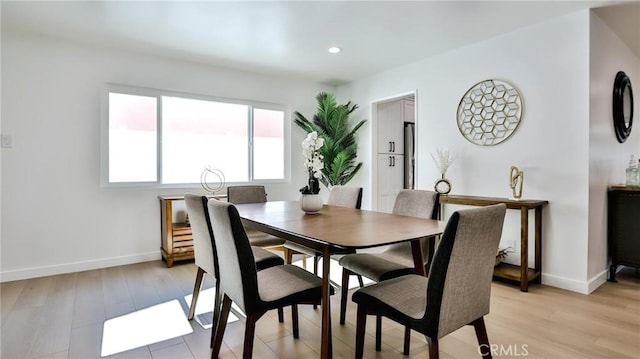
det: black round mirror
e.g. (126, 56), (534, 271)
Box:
(613, 71), (634, 143)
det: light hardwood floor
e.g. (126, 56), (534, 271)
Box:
(1, 260), (638, 359)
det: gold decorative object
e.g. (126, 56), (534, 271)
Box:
(509, 166), (524, 199)
(457, 79), (523, 146)
(431, 148), (456, 194)
(200, 166), (225, 195)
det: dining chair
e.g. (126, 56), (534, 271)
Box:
(338, 189), (439, 354)
(207, 199), (332, 359)
(184, 194), (285, 347)
(283, 186), (363, 274)
(227, 185), (287, 249)
(352, 203), (507, 359)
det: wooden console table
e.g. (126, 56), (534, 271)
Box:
(159, 194), (225, 267)
(440, 194), (548, 292)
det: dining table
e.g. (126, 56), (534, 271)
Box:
(234, 200), (446, 358)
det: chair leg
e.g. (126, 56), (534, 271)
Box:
(302, 254), (307, 269)
(188, 267), (205, 320)
(210, 279), (223, 348)
(426, 336), (439, 359)
(339, 269), (350, 325)
(403, 326), (411, 355)
(277, 307), (284, 323)
(472, 317), (492, 358)
(355, 306), (367, 359)
(357, 274), (364, 288)
(243, 314), (259, 359)
(284, 247), (293, 264)
(375, 315), (382, 351)
(291, 304), (299, 338)
(211, 294), (232, 359)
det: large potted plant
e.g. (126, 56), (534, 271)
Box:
(294, 92), (367, 188)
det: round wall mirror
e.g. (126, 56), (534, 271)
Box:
(613, 71), (634, 143)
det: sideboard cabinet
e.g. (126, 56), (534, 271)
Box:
(159, 194), (225, 267)
(607, 186), (640, 281)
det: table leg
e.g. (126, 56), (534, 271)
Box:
(320, 247), (332, 358)
(411, 240), (427, 276)
(520, 207), (529, 292)
(535, 206), (542, 283)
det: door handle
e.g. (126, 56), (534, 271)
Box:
(389, 141), (393, 152)
(392, 141), (395, 153)
(389, 156), (393, 167)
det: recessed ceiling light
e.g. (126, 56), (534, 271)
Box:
(328, 46), (342, 54)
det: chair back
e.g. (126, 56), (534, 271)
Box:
(227, 185), (267, 204)
(386, 189), (439, 258)
(424, 204), (506, 339)
(207, 199), (259, 313)
(328, 186), (363, 209)
(184, 194), (218, 277)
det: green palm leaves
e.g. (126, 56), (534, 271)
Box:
(294, 92), (367, 187)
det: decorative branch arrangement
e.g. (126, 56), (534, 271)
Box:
(431, 148), (456, 176)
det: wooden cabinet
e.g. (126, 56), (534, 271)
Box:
(607, 186), (640, 281)
(376, 97), (414, 212)
(159, 194), (225, 268)
(377, 154), (404, 213)
(440, 194), (548, 292)
(377, 100), (405, 155)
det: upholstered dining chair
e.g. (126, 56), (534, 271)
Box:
(184, 193), (285, 347)
(226, 185), (287, 250)
(352, 204), (507, 359)
(338, 189), (439, 354)
(283, 186), (364, 274)
(207, 199), (332, 359)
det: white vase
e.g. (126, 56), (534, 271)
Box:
(300, 194), (323, 214)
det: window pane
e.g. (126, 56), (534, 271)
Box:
(253, 108), (285, 180)
(161, 96), (249, 184)
(109, 93), (157, 182)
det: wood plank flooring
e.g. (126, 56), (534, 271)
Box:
(1, 260), (638, 358)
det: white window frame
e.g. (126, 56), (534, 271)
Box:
(101, 84), (291, 188)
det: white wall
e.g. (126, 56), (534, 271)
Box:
(338, 11), (593, 292)
(0, 31), (331, 281)
(588, 12), (640, 289)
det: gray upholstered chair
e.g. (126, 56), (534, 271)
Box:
(352, 204), (507, 359)
(338, 189), (439, 353)
(184, 194), (285, 347)
(227, 185), (287, 249)
(283, 186), (363, 275)
(207, 199), (332, 359)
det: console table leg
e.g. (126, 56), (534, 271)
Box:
(520, 207), (529, 292)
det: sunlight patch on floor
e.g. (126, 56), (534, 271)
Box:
(100, 299), (193, 357)
(183, 287), (241, 330)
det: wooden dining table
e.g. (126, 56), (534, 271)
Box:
(234, 200), (446, 358)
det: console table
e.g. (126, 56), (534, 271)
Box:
(159, 194), (225, 267)
(440, 194), (548, 292)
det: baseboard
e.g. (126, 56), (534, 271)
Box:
(586, 269), (609, 294)
(0, 252), (161, 283)
(541, 273), (590, 294)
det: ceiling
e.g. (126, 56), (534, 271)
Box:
(2, 1), (637, 86)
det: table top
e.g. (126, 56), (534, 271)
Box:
(234, 201), (446, 250)
(440, 194), (548, 209)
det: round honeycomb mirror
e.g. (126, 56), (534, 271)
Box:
(457, 79), (523, 146)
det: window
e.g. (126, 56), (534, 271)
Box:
(105, 86), (287, 186)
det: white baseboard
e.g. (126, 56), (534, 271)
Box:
(541, 273), (589, 294)
(541, 270), (609, 294)
(586, 269), (609, 294)
(0, 252), (161, 283)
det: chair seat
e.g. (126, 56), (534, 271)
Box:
(339, 253), (415, 282)
(352, 274), (427, 321)
(284, 241), (355, 257)
(252, 246), (284, 271)
(247, 229), (286, 247)
(258, 265), (335, 306)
